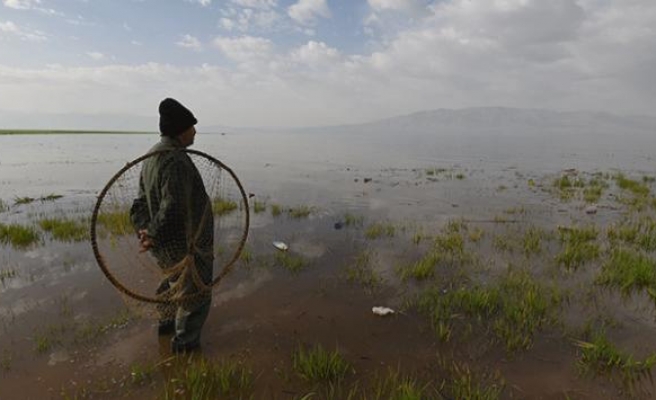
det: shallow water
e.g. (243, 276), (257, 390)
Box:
(1, 130), (656, 399)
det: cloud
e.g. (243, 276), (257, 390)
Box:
(288, 0), (330, 26)
(184, 0), (211, 6)
(290, 40), (340, 67)
(219, 8), (281, 32)
(212, 35), (273, 62)
(230, 0), (276, 9)
(3, 0), (40, 10)
(0, 20), (48, 41)
(176, 34), (202, 51)
(368, 0), (425, 13)
(86, 51), (105, 61)
(3, 0), (64, 16)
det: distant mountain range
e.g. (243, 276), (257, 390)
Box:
(2, 107), (655, 135)
(283, 107), (656, 136)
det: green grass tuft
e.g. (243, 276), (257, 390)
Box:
(346, 250), (382, 291)
(292, 344), (353, 385)
(365, 222), (395, 239)
(596, 248), (656, 299)
(270, 203), (282, 217)
(288, 205), (313, 219)
(163, 358), (254, 399)
(275, 252), (307, 274)
(96, 210), (132, 236)
(213, 198), (239, 215)
(0, 222), (40, 249)
(576, 332), (656, 391)
(555, 226), (600, 271)
(39, 218), (88, 242)
(415, 269), (562, 351)
(253, 200), (267, 214)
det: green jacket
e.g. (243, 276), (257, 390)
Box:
(130, 137), (214, 270)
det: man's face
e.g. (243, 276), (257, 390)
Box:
(179, 126), (196, 147)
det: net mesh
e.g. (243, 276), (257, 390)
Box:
(91, 149), (249, 320)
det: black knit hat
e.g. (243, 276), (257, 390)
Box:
(158, 98), (198, 137)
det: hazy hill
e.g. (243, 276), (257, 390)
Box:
(293, 107), (656, 136)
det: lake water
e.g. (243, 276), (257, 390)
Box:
(1, 129), (656, 399)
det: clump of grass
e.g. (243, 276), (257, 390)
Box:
(596, 248), (656, 300)
(0, 268), (16, 284)
(521, 227), (545, 256)
(275, 252), (307, 274)
(40, 193), (63, 202)
(252, 200), (267, 214)
(607, 217), (656, 252)
(583, 186), (604, 203)
(239, 246), (253, 265)
(38, 217), (88, 242)
(213, 198), (238, 215)
(96, 210), (132, 236)
(415, 269), (562, 351)
(292, 344), (353, 385)
(163, 358), (254, 399)
(343, 213), (364, 227)
(576, 332), (656, 391)
(34, 334), (54, 354)
(346, 250), (381, 291)
(0, 199), (7, 213)
(399, 252), (440, 281)
(14, 196), (36, 205)
(615, 173), (651, 197)
(493, 235), (514, 253)
(468, 227), (485, 243)
(0, 222), (40, 249)
(411, 228), (428, 245)
(288, 205), (313, 219)
(130, 362), (156, 386)
(439, 360), (504, 400)
(643, 176), (656, 184)
(363, 367), (437, 399)
(455, 173), (466, 180)
(555, 226), (600, 271)
(365, 222), (395, 239)
(270, 203), (282, 217)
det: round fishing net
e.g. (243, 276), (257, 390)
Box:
(90, 149), (249, 320)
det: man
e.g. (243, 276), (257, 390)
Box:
(130, 98), (214, 353)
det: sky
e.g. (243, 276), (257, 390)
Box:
(0, 0), (655, 128)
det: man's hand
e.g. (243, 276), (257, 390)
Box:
(137, 229), (154, 253)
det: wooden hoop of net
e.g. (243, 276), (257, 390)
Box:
(90, 149), (249, 306)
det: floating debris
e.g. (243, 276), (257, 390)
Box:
(272, 241), (288, 251)
(372, 306), (395, 316)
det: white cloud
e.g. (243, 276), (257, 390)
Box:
(213, 35), (273, 62)
(230, 0), (276, 9)
(4, 0), (64, 16)
(3, 0), (40, 10)
(368, 0), (425, 13)
(219, 4), (281, 32)
(290, 40), (340, 67)
(184, 0), (211, 6)
(288, 0), (330, 26)
(176, 34), (202, 51)
(0, 20), (48, 41)
(86, 51), (105, 61)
